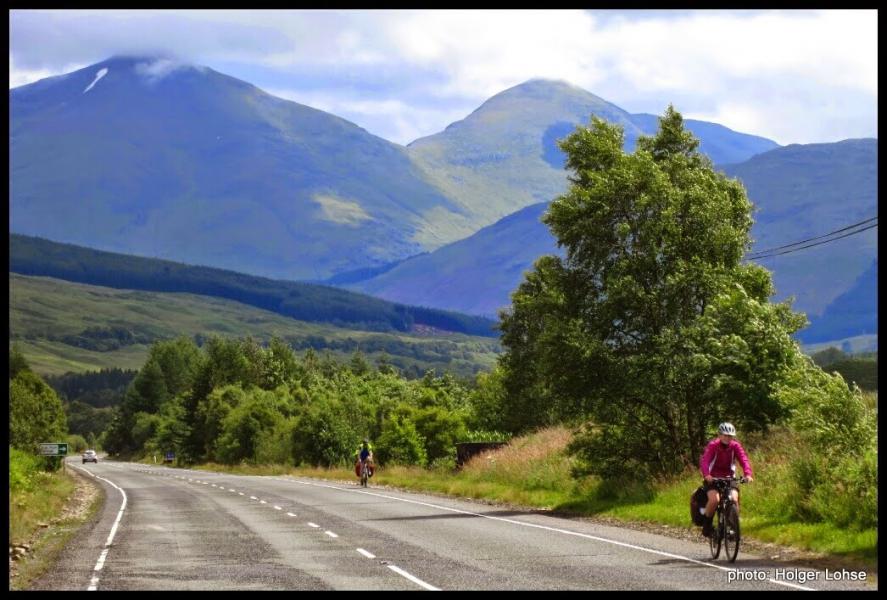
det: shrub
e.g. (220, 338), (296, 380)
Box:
(377, 415), (427, 467)
(9, 447), (44, 494)
(66, 434), (88, 453)
(777, 356), (878, 530)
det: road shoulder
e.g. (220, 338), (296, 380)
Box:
(12, 464), (106, 591)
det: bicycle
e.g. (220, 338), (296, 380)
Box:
(707, 476), (748, 562)
(358, 459), (371, 488)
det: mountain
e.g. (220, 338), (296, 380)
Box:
(799, 259), (877, 343)
(406, 79), (779, 231)
(721, 139), (877, 317)
(351, 203), (561, 316)
(629, 113), (780, 166)
(10, 56), (469, 281)
(351, 139), (878, 346)
(10, 63), (779, 284)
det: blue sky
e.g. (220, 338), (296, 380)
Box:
(9, 9), (877, 146)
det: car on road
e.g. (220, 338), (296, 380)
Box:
(82, 449), (98, 464)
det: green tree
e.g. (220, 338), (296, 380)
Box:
(377, 414), (428, 467)
(499, 107), (806, 478)
(148, 337), (202, 398)
(215, 391), (286, 464)
(10, 369), (68, 451)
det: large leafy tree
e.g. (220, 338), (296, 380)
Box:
(9, 348), (68, 451)
(498, 107), (806, 477)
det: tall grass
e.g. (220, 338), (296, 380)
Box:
(9, 449), (76, 545)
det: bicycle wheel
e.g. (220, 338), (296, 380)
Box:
(724, 503), (740, 562)
(709, 509), (722, 559)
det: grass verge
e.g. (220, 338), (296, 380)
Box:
(9, 458), (104, 591)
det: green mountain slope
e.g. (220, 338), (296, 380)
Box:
(721, 138), (877, 316)
(10, 56), (468, 281)
(9, 234), (498, 337)
(10, 274), (500, 379)
(353, 203), (558, 316)
(353, 139), (877, 346)
(407, 79), (778, 233)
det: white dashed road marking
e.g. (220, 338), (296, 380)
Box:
(356, 548), (376, 559)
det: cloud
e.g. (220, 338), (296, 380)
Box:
(9, 9), (877, 145)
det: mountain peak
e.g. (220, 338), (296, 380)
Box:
(492, 78), (603, 102)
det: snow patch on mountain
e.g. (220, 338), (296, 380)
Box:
(83, 68), (108, 94)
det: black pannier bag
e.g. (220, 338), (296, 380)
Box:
(690, 486), (708, 526)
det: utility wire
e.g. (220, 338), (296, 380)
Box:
(746, 222), (878, 260)
(747, 216), (878, 256)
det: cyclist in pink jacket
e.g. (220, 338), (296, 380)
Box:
(699, 422), (754, 538)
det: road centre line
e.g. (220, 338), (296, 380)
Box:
(308, 522), (320, 528)
(356, 548), (376, 559)
(324, 531), (338, 538)
(282, 478), (814, 591)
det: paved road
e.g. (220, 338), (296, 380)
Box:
(34, 458), (875, 591)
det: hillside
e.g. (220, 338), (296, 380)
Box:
(9, 273), (500, 379)
(406, 79), (778, 232)
(9, 234), (498, 338)
(11, 61), (780, 285)
(9, 56), (470, 281)
(352, 139), (877, 348)
(721, 139), (877, 317)
(353, 202), (561, 316)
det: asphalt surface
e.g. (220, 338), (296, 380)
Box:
(33, 458), (876, 591)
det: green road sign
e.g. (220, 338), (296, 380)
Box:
(38, 443), (68, 456)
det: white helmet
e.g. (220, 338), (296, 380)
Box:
(718, 422), (736, 436)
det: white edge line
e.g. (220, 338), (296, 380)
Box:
(356, 548), (376, 559)
(71, 465), (127, 591)
(387, 564), (440, 591)
(287, 478), (816, 591)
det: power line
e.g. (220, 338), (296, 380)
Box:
(747, 216), (878, 256)
(746, 222), (878, 260)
